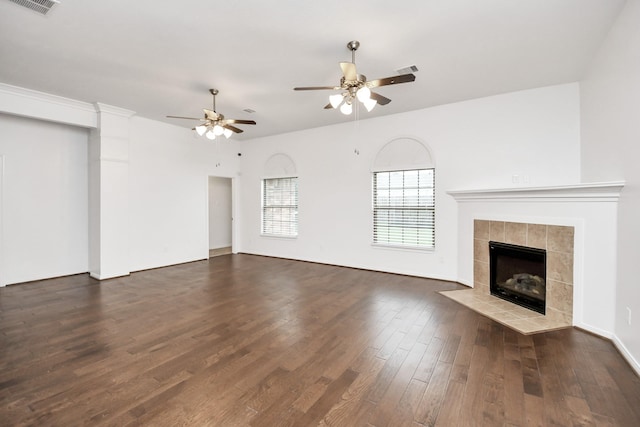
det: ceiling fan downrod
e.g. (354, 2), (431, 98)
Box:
(209, 88), (218, 112)
(347, 40), (359, 63)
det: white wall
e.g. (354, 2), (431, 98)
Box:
(208, 176), (232, 250)
(238, 83), (581, 280)
(128, 116), (240, 272)
(0, 113), (89, 285)
(580, 0), (640, 372)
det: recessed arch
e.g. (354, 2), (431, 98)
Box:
(263, 153), (297, 178)
(372, 137), (434, 172)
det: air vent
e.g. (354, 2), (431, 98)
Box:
(7, 0), (60, 15)
(396, 65), (419, 74)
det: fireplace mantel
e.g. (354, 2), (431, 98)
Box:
(447, 181), (624, 202)
(446, 180), (623, 337)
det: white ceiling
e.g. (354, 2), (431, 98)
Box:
(0, 0), (625, 139)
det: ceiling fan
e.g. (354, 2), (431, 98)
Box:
(294, 40), (416, 115)
(167, 89), (256, 139)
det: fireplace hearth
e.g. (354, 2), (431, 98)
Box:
(490, 241), (546, 314)
(440, 220), (574, 334)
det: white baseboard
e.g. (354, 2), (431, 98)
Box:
(612, 334), (640, 377)
(574, 321), (613, 340)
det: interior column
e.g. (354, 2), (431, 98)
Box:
(89, 103), (135, 280)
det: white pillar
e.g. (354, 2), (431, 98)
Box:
(89, 103), (135, 280)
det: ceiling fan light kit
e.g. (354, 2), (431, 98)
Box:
(294, 40), (416, 116)
(166, 89), (256, 140)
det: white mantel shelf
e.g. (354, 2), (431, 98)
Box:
(447, 181), (625, 202)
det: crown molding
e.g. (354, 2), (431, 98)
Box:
(0, 82), (97, 128)
(0, 83), (95, 112)
(94, 102), (135, 118)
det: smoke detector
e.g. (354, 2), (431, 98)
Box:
(7, 0), (60, 15)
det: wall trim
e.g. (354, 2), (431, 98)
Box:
(447, 181), (625, 202)
(94, 102), (136, 118)
(612, 334), (640, 377)
(0, 82), (97, 128)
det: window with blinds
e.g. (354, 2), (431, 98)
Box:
(262, 177), (298, 237)
(373, 169), (435, 248)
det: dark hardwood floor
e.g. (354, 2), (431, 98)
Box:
(1, 254), (639, 426)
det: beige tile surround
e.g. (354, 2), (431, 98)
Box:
(441, 220), (574, 335)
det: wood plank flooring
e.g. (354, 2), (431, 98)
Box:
(1, 254), (639, 426)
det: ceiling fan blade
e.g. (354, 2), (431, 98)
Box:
(224, 119), (256, 125)
(166, 115), (203, 121)
(294, 86), (340, 91)
(323, 103), (335, 109)
(367, 73), (416, 88)
(204, 108), (221, 120)
(370, 92), (392, 105)
(340, 62), (357, 81)
(223, 124), (243, 133)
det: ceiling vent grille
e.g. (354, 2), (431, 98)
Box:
(7, 0), (59, 15)
(396, 65), (419, 75)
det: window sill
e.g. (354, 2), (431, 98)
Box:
(260, 234), (298, 240)
(371, 243), (435, 253)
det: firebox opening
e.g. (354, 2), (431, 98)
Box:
(489, 241), (546, 314)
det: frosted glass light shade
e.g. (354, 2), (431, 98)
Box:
(195, 125), (207, 136)
(213, 124), (225, 136)
(356, 86), (371, 102)
(223, 128), (233, 138)
(363, 97), (377, 112)
(205, 129), (216, 140)
(329, 94), (344, 109)
(340, 102), (353, 115)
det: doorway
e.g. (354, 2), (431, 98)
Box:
(208, 176), (233, 257)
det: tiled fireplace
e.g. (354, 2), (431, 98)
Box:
(445, 182), (623, 336)
(442, 219), (575, 334)
(474, 220), (574, 323)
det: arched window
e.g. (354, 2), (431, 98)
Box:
(372, 138), (435, 248)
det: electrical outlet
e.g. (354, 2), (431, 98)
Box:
(627, 307), (632, 326)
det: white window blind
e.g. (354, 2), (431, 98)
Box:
(262, 177), (298, 237)
(373, 169), (435, 248)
